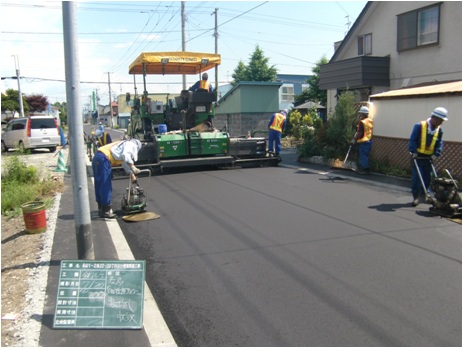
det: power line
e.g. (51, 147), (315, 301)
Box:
(185, 1), (269, 44)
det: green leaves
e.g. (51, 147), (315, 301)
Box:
(231, 45), (277, 84)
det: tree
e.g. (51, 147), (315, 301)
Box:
(231, 61), (248, 86)
(1, 88), (29, 115)
(297, 90), (356, 160)
(25, 94), (49, 114)
(231, 45), (277, 85)
(294, 56), (328, 106)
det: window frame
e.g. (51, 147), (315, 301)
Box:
(397, 3), (441, 52)
(281, 85), (295, 102)
(357, 33), (372, 56)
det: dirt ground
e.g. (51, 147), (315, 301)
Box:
(1, 149), (66, 347)
(1, 214), (44, 346)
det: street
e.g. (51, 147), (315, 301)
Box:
(110, 156), (461, 346)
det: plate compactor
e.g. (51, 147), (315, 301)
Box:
(414, 157), (462, 218)
(121, 169), (160, 222)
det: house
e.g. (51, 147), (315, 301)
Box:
(293, 101), (326, 122)
(217, 74), (311, 113)
(320, 1), (462, 113)
(215, 81), (282, 137)
(276, 74), (311, 111)
(369, 81), (462, 179)
(319, 1), (462, 179)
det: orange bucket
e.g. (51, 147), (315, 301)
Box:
(21, 201), (47, 234)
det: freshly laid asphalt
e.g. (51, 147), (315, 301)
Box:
(38, 147), (445, 347)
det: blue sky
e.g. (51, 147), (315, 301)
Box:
(1, 1), (367, 107)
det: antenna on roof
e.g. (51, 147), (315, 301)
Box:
(345, 15), (351, 35)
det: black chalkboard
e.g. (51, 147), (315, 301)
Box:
(53, 260), (145, 329)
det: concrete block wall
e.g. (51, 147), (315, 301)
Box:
(214, 113), (271, 137)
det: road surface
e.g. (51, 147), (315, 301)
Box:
(110, 156), (461, 346)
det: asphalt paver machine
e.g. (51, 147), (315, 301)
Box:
(126, 51), (279, 172)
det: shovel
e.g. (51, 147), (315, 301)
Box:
(331, 143), (356, 171)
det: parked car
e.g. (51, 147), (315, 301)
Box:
(1, 116), (61, 153)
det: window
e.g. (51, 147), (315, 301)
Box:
(12, 122), (25, 131)
(397, 4), (440, 51)
(31, 118), (56, 129)
(281, 85), (294, 102)
(357, 33), (372, 55)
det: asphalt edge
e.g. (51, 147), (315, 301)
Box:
(86, 153), (177, 347)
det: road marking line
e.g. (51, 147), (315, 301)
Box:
(88, 152), (176, 347)
(105, 219), (176, 347)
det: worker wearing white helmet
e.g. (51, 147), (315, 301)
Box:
(409, 107), (448, 207)
(92, 138), (143, 218)
(351, 105), (373, 174)
(95, 129), (112, 148)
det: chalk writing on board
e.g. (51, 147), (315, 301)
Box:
(53, 260), (146, 329)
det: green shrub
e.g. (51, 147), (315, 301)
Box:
(2, 155), (39, 184)
(1, 156), (60, 216)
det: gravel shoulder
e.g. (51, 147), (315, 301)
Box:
(1, 148), (67, 347)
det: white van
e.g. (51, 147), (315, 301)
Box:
(1, 116), (61, 153)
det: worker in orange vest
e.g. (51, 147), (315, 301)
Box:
(352, 106), (373, 174)
(189, 72), (213, 93)
(268, 109), (288, 156)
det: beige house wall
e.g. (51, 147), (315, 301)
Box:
(326, 1), (462, 113)
(371, 95), (462, 141)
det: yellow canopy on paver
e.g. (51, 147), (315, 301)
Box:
(129, 51), (221, 75)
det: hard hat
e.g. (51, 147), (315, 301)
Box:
(281, 109), (288, 115)
(95, 129), (102, 137)
(431, 107), (448, 121)
(99, 122), (102, 125)
(359, 106), (369, 114)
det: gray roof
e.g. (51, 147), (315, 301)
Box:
(294, 101), (325, 109)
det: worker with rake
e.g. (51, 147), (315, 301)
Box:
(352, 106), (373, 174)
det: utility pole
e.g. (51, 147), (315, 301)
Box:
(107, 72), (112, 127)
(12, 55), (25, 118)
(213, 8), (219, 93)
(181, 1), (186, 90)
(62, 1), (94, 260)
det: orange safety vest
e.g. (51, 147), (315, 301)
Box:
(417, 121), (439, 155)
(357, 118), (373, 143)
(98, 142), (124, 167)
(269, 113), (286, 133)
(199, 80), (210, 91)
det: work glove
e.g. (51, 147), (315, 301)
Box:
(130, 173), (138, 182)
(411, 153), (418, 159)
(131, 166), (141, 175)
(350, 139), (356, 145)
(431, 155), (437, 162)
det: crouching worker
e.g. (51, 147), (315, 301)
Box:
(92, 138), (142, 218)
